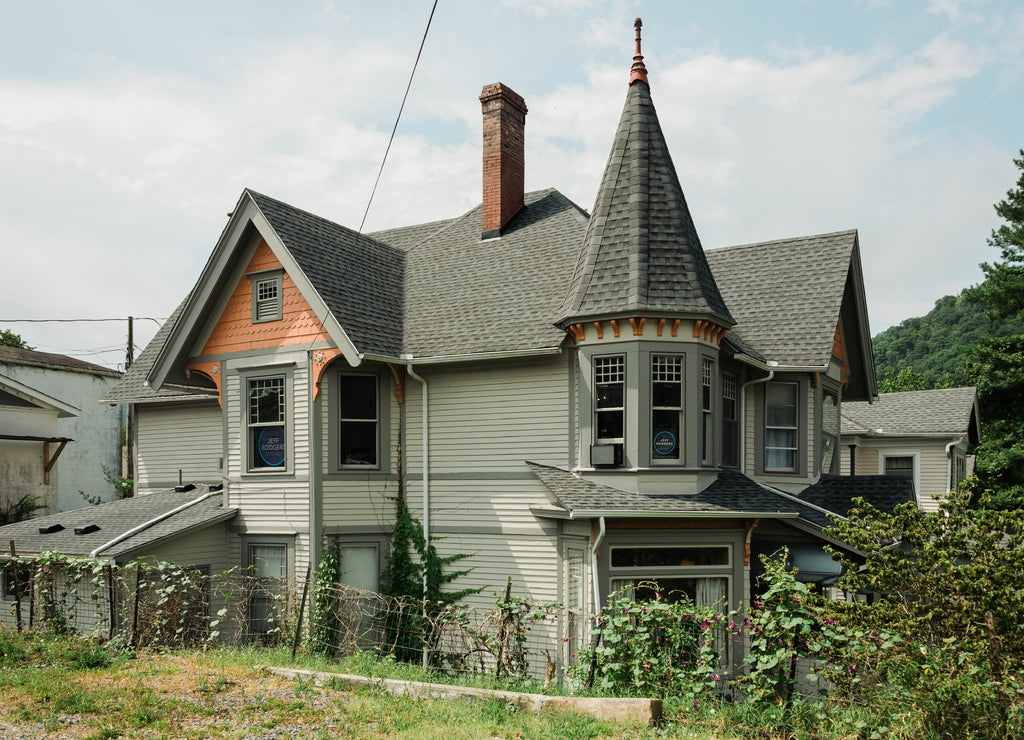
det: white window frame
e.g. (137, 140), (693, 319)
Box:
(879, 449), (920, 502)
(249, 268), (283, 323)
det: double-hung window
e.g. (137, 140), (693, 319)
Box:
(764, 381), (799, 472)
(651, 354), (682, 462)
(248, 376), (286, 471)
(701, 358), (714, 465)
(339, 374), (379, 467)
(594, 355), (625, 443)
(721, 371), (738, 468)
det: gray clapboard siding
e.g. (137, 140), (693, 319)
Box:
(428, 532), (560, 606)
(403, 355), (570, 473)
(136, 401), (223, 493)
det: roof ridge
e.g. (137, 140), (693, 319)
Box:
(710, 229), (858, 254)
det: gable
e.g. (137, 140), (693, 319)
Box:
(199, 239), (331, 357)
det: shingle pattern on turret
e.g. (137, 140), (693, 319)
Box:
(557, 80), (732, 326)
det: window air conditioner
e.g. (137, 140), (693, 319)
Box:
(591, 443), (624, 467)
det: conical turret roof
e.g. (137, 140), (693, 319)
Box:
(557, 19), (733, 328)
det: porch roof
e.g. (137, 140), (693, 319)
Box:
(527, 463), (836, 526)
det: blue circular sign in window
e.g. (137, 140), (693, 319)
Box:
(258, 426), (286, 467)
(653, 430), (677, 455)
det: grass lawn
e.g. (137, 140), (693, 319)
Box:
(0, 631), (750, 739)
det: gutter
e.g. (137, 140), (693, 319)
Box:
(363, 345), (564, 367)
(89, 490), (217, 559)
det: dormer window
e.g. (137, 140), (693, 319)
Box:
(249, 269), (283, 323)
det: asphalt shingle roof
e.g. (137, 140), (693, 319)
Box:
(527, 462), (837, 527)
(0, 486), (236, 562)
(556, 79), (733, 327)
(841, 387), (980, 439)
(706, 231), (858, 367)
(395, 189), (588, 358)
(102, 299), (218, 404)
(799, 474), (915, 517)
(0, 346), (120, 378)
(249, 190), (406, 358)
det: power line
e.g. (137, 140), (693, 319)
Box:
(0, 317), (164, 324)
(358, 0), (439, 233)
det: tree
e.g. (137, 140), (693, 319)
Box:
(0, 329), (33, 350)
(971, 150), (1024, 319)
(964, 150), (1024, 507)
(825, 482), (1024, 736)
(876, 365), (929, 393)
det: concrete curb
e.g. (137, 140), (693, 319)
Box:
(267, 667), (663, 726)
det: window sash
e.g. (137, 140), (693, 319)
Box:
(651, 355), (682, 461)
(765, 382), (799, 472)
(339, 374), (379, 467)
(248, 376), (287, 470)
(595, 355), (625, 443)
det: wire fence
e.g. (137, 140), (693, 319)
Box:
(0, 556), (572, 684)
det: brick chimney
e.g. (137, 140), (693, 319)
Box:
(479, 83), (527, 239)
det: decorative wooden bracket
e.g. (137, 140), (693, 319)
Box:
(185, 361), (223, 407)
(387, 363), (406, 404)
(311, 348), (343, 400)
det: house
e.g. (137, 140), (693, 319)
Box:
(0, 485), (237, 635)
(839, 387), (981, 511)
(0, 347), (124, 511)
(0, 369), (78, 517)
(13, 21), (885, 664)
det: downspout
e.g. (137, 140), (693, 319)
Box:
(590, 516), (606, 613)
(945, 439), (961, 492)
(89, 491), (217, 559)
(405, 364), (430, 547)
(405, 361), (430, 669)
(309, 351), (323, 578)
(740, 365), (775, 474)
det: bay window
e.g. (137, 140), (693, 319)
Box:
(651, 354), (683, 463)
(595, 355), (625, 443)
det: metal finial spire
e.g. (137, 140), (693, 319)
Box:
(629, 17), (648, 85)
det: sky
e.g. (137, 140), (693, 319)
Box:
(1, 0), (1022, 371)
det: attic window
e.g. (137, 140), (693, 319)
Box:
(249, 269), (283, 323)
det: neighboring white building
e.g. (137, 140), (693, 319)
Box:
(0, 370), (78, 515)
(0, 347), (123, 511)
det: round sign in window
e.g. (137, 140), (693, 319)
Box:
(653, 430), (677, 455)
(258, 426), (286, 466)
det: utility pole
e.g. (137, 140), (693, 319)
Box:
(124, 316), (134, 496)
